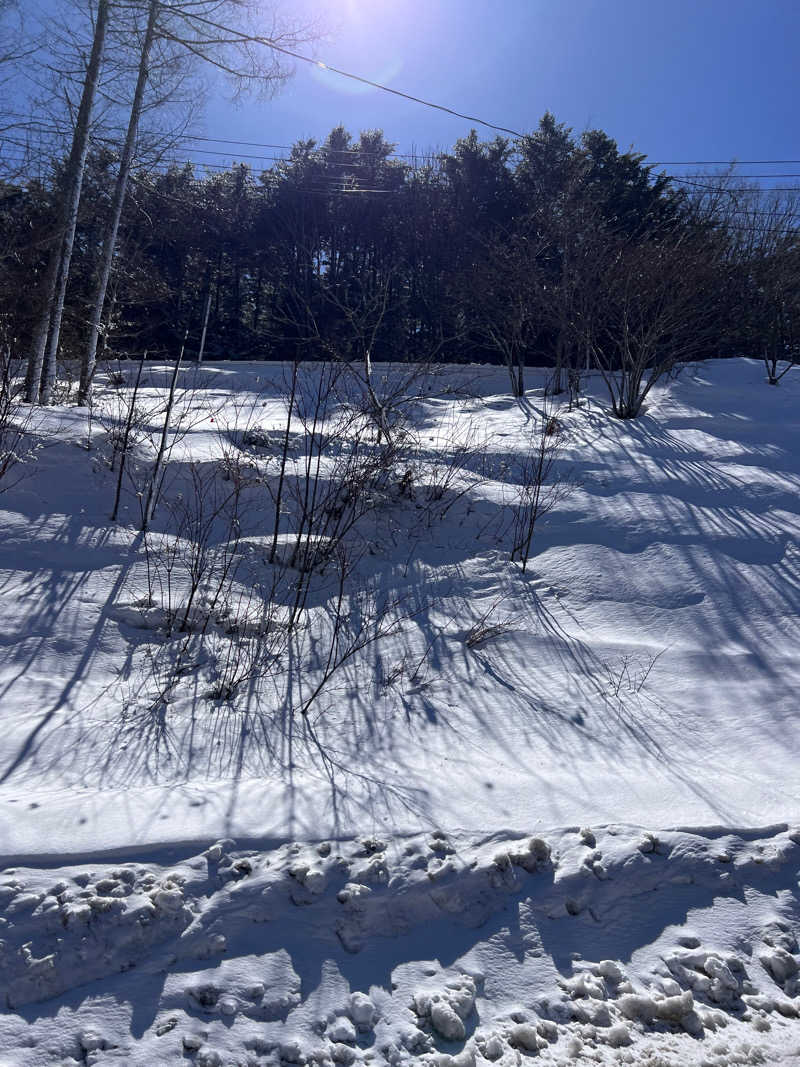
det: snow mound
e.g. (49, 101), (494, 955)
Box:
(0, 823), (798, 1063)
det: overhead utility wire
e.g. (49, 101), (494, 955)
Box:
(174, 139), (800, 169)
(6, 105), (800, 172)
(4, 108), (800, 168)
(188, 11), (525, 139)
(8, 129), (800, 180)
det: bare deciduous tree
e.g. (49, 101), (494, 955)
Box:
(572, 227), (717, 418)
(467, 228), (544, 398)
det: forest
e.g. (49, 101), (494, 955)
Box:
(1, 0), (799, 414)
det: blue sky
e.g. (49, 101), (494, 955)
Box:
(193, 0), (800, 181)
(18, 0), (799, 182)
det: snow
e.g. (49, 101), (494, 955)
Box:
(0, 357), (799, 1063)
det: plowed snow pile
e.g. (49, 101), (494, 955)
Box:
(0, 358), (798, 1064)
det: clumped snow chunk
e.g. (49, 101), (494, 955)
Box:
(444, 976), (477, 1020)
(760, 946), (799, 986)
(428, 998), (466, 1041)
(655, 990), (696, 1021)
(203, 843), (226, 864)
(337, 882), (371, 904)
(279, 1037), (305, 1062)
(327, 1017), (357, 1044)
(188, 983), (219, 1010)
(429, 833), (456, 855)
(572, 998), (612, 1026)
(351, 854), (389, 885)
(618, 992), (658, 1023)
(359, 837), (386, 856)
(218, 994), (237, 1016)
(152, 886), (184, 913)
(427, 1049), (476, 1067)
(506, 1022), (542, 1051)
(508, 836), (552, 873)
(594, 960), (625, 984)
(290, 863), (328, 896)
(473, 1030), (510, 1062)
(195, 1048), (222, 1067)
(349, 991), (377, 1028)
(79, 1029), (106, 1053)
(704, 955), (742, 1001)
(330, 1042), (357, 1064)
(564, 970), (608, 1000)
(536, 1019), (558, 1042)
(414, 974), (476, 1042)
(605, 1022), (632, 1047)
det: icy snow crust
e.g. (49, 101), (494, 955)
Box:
(0, 358), (799, 1062)
(1, 826), (800, 1064)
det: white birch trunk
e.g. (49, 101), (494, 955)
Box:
(77, 0), (158, 406)
(25, 0), (109, 404)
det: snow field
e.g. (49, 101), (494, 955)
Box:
(0, 357), (799, 1062)
(1, 359), (798, 855)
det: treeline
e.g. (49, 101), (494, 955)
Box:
(3, 113), (800, 407)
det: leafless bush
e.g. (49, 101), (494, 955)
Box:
(603, 648), (667, 714)
(97, 354), (149, 521)
(93, 352), (219, 527)
(464, 599), (515, 649)
(510, 410), (569, 573)
(140, 346), (185, 531)
(47, 358), (82, 404)
(140, 459), (246, 636)
(0, 346), (35, 492)
(566, 368), (583, 411)
(413, 415), (486, 524)
(105, 364), (128, 389)
(572, 228), (717, 419)
(294, 548), (416, 721)
(465, 227), (546, 398)
(263, 361), (408, 630)
(205, 580), (292, 702)
(95, 358), (146, 472)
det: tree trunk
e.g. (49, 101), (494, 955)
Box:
(78, 0), (158, 406)
(25, 0), (109, 404)
(197, 284), (212, 363)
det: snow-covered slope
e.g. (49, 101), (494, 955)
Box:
(0, 357), (799, 1064)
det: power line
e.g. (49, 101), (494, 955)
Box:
(6, 107), (800, 172)
(178, 138), (800, 169)
(650, 159), (800, 166)
(9, 131), (800, 183)
(670, 176), (800, 194)
(190, 10), (525, 139)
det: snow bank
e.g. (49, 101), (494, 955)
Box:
(1, 824), (799, 1063)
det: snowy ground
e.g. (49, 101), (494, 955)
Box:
(0, 357), (799, 1064)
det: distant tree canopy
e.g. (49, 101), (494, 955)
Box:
(2, 112), (799, 378)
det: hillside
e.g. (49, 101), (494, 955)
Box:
(0, 357), (798, 1065)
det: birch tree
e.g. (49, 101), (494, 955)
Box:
(77, 0), (156, 405)
(25, 0), (110, 404)
(77, 0), (312, 405)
